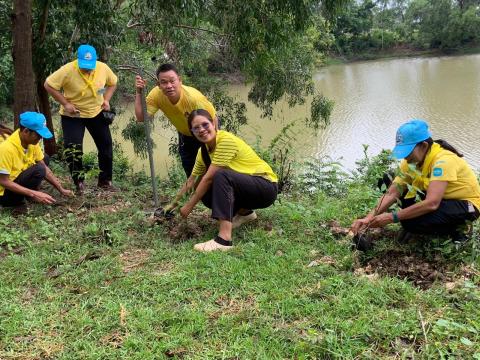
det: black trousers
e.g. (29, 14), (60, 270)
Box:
(0, 162), (47, 207)
(61, 113), (112, 184)
(400, 197), (479, 236)
(178, 133), (202, 177)
(201, 169), (278, 221)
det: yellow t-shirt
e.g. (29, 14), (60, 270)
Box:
(0, 129), (44, 196)
(191, 130), (278, 183)
(46, 60), (118, 118)
(0, 134), (8, 144)
(394, 147), (480, 211)
(146, 85), (216, 136)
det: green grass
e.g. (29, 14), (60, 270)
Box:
(0, 167), (479, 359)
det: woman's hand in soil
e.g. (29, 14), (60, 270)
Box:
(351, 213), (374, 235)
(180, 203), (194, 218)
(369, 213), (393, 228)
(60, 187), (75, 197)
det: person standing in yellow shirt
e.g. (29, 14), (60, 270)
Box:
(0, 112), (73, 207)
(44, 44), (118, 193)
(166, 109), (278, 252)
(134, 63), (217, 176)
(351, 119), (480, 248)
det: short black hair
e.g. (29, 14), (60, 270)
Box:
(156, 63), (179, 78)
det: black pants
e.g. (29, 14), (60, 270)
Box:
(201, 169), (278, 221)
(0, 162), (47, 207)
(61, 113), (112, 184)
(178, 133), (202, 177)
(400, 197), (479, 236)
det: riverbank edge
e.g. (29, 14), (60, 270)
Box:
(323, 44), (480, 66)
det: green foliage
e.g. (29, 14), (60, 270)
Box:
(121, 117), (155, 159)
(0, 1), (13, 108)
(308, 92), (335, 131)
(353, 145), (396, 186)
(0, 216), (29, 250)
(208, 89), (247, 134)
(83, 141), (132, 179)
(131, 0), (347, 121)
(299, 156), (351, 196)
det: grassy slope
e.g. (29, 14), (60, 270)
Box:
(0, 171), (479, 359)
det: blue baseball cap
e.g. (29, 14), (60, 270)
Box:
(392, 119), (432, 159)
(19, 112), (53, 139)
(77, 44), (97, 70)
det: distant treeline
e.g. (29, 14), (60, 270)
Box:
(324, 0), (480, 57)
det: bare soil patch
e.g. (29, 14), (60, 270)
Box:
(355, 250), (458, 289)
(152, 210), (217, 243)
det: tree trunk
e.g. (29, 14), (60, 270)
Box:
(34, 0), (57, 155)
(12, 0), (35, 127)
(37, 80), (57, 155)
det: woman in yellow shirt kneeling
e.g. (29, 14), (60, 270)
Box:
(169, 109), (278, 252)
(351, 119), (480, 249)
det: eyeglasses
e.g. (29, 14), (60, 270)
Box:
(191, 121), (211, 134)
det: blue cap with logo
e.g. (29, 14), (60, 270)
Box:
(77, 44), (97, 70)
(19, 112), (53, 139)
(392, 119), (432, 159)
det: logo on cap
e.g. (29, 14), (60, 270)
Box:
(396, 132), (403, 145)
(84, 52), (93, 60)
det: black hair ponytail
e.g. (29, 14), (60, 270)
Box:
(425, 138), (463, 157)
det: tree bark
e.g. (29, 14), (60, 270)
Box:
(34, 0), (57, 155)
(12, 0), (35, 127)
(37, 80), (57, 155)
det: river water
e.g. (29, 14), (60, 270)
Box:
(84, 54), (480, 176)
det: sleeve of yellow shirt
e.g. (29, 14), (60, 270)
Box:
(46, 64), (68, 90)
(34, 144), (44, 162)
(105, 65), (118, 86)
(212, 136), (238, 167)
(0, 150), (14, 175)
(191, 149), (206, 177)
(146, 88), (160, 117)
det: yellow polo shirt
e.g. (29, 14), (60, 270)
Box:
(0, 129), (44, 196)
(146, 85), (216, 136)
(46, 60), (117, 118)
(394, 148), (480, 211)
(191, 130), (278, 183)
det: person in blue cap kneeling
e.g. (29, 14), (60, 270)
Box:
(0, 112), (74, 207)
(351, 119), (480, 247)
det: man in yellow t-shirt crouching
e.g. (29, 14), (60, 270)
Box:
(0, 112), (73, 208)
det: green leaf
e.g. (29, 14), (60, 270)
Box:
(460, 337), (474, 346)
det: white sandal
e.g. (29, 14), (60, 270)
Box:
(194, 236), (233, 252)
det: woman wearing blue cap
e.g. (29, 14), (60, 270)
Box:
(44, 44), (118, 194)
(351, 119), (480, 246)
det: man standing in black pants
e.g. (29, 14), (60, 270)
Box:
(44, 44), (118, 193)
(0, 112), (73, 208)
